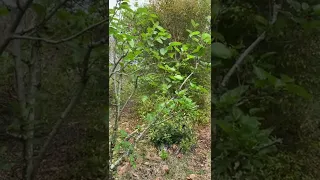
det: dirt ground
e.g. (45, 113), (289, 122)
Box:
(114, 101), (211, 180)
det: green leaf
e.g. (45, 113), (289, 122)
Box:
(302, 2), (309, 10)
(168, 53), (175, 58)
(142, 96), (148, 103)
(253, 66), (268, 80)
(191, 19), (199, 28)
(181, 45), (189, 51)
(232, 107), (243, 120)
(201, 33), (211, 44)
(160, 48), (167, 55)
(240, 115), (260, 129)
(119, 129), (128, 138)
(169, 42), (182, 46)
(174, 75), (184, 80)
(129, 39), (134, 48)
(190, 31), (200, 37)
(156, 38), (163, 44)
(0, 7), (9, 16)
(186, 54), (195, 60)
(212, 42), (232, 59)
(192, 45), (203, 53)
(285, 84), (312, 99)
(217, 86), (248, 107)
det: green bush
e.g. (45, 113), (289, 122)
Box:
(138, 94), (199, 152)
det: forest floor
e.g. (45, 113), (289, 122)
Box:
(0, 113), (93, 180)
(115, 100), (211, 180)
(0, 99), (210, 180)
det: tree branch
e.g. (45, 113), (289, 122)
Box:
(220, 3), (281, 87)
(30, 47), (92, 179)
(0, 0), (34, 56)
(12, 19), (108, 44)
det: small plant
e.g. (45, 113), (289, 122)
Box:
(159, 148), (169, 160)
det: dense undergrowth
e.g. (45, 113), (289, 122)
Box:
(213, 0), (320, 179)
(108, 0), (211, 179)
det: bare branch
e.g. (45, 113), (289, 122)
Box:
(220, 3), (281, 87)
(221, 32), (266, 87)
(30, 47), (93, 179)
(109, 51), (129, 79)
(12, 19), (108, 44)
(179, 60), (199, 90)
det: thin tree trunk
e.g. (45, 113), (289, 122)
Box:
(24, 40), (41, 180)
(29, 47), (92, 180)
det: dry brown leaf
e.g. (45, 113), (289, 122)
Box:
(162, 165), (169, 174)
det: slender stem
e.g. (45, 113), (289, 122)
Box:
(12, 19), (108, 44)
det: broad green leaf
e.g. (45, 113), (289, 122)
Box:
(192, 45), (203, 53)
(164, 65), (176, 72)
(168, 53), (175, 58)
(240, 115), (260, 129)
(160, 48), (167, 55)
(232, 107), (243, 120)
(129, 39), (134, 48)
(156, 38), (163, 44)
(285, 84), (312, 99)
(0, 7), (9, 16)
(201, 33), (211, 44)
(217, 86), (248, 107)
(187, 54), (195, 60)
(181, 45), (189, 51)
(169, 42), (182, 46)
(190, 31), (200, 37)
(253, 66), (268, 80)
(174, 74), (184, 80)
(174, 46), (180, 52)
(120, 3), (133, 12)
(212, 42), (232, 59)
